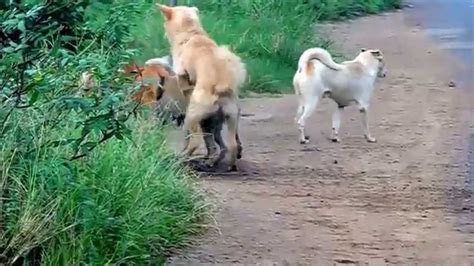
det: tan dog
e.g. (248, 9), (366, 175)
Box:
(146, 57), (244, 169)
(293, 47), (387, 144)
(157, 4), (246, 171)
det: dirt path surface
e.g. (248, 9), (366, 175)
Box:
(169, 11), (474, 265)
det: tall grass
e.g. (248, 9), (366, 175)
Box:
(134, 0), (401, 94)
(1, 113), (207, 264)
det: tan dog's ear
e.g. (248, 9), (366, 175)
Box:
(360, 48), (367, 52)
(157, 4), (173, 20)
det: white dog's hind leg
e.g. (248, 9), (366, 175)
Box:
(295, 103), (304, 122)
(297, 96), (319, 144)
(331, 106), (344, 142)
(293, 79), (304, 122)
(359, 105), (376, 143)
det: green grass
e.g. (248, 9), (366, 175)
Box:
(133, 0), (401, 94)
(1, 114), (207, 264)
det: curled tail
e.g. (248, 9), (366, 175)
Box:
(298, 48), (344, 73)
(145, 56), (175, 75)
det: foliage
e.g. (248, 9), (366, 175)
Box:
(0, 0), (146, 159)
(1, 1), (205, 264)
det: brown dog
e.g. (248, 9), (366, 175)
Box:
(157, 4), (246, 171)
(126, 63), (170, 106)
(78, 62), (171, 106)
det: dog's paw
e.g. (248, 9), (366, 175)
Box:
(204, 159), (217, 169)
(188, 159), (213, 172)
(228, 165), (238, 172)
(300, 139), (310, 144)
(299, 136), (310, 144)
(365, 136), (377, 143)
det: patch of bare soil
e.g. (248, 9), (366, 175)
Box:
(168, 11), (474, 265)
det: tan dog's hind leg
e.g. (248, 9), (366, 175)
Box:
(181, 96), (218, 157)
(181, 123), (201, 157)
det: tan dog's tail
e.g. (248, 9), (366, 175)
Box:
(298, 48), (344, 73)
(215, 45), (247, 95)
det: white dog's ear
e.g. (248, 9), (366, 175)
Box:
(360, 48), (367, 52)
(191, 6), (199, 14)
(370, 50), (382, 57)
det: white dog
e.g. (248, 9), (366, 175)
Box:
(293, 47), (387, 144)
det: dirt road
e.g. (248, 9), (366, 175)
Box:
(169, 10), (474, 265)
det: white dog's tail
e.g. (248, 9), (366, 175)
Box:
(145, 55), (172, 67)
(298, 48), (344, 73)
(145, 56), (175, 75)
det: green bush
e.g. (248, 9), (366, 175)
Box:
(1, 1), (206, 264)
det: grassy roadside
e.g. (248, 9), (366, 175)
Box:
(1, 114), (208, 264)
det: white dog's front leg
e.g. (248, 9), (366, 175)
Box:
(331, 107), (344, 142)
(360, 107), (376, 143)
(173, 60), (186, 77)
(171, 51), (186, 76)
(298, 124), (309, 144)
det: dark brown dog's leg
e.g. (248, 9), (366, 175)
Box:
(172, 113), (185, 127)
(182, 107), (242, 164)
(199, 115), (219, 162)
(236, 132), (242, 159)
(236, 106), (243, 159)
(200, 107), (228, 168)
(211, 110), (227, 164)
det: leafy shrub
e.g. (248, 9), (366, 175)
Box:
(1, 1), (205, 264)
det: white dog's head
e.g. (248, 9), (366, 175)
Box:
(360, 48), (387, 78)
